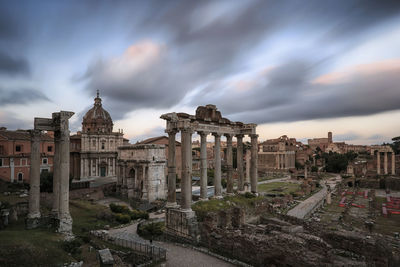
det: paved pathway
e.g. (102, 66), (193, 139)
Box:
(154, 241), (234, 267)
(287, 174), (341, 219)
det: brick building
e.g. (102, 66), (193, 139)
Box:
(0, 127), (54, 183)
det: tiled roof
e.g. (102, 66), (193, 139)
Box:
(0, 130), (53, 141)
(138, 136), (181, 145)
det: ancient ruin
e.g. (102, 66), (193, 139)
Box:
(371, 145), (396, 175)
(117, 144), (167, 202)
(26, 111), (74, 234)
(161, 105), (257, 241)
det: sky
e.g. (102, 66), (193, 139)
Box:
(1, 0), (400, 145)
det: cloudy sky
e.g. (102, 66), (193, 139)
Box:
(1, 0), (400, 145)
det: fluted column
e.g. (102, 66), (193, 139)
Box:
(181, 128), (193, 210)
(250, 134), (258, 194)
(213, 133), (222, 198)
(52, 131), (60, 217)
(377, 152), (381, 175)
(199, 131), (208, 200)
(392, 153), (396, 175)
(384, 152), (388, 175)
(166, 130), (178, 207)
(28, 130), (41, 219)
(236, 134), (244, 192)
(56, 111), (74, 234)
(225, 134), (233, 194)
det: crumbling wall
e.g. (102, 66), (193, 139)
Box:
(197, 206), (399, 267)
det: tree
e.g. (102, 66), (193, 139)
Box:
(391, 136), (400, 154)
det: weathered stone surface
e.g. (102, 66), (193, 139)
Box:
(98, 248), (114, 266)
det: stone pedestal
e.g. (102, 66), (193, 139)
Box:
(165, 207), (199, 243)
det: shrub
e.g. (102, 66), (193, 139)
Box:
(244, 192), (256, 199)
(114, 213), (131, 224)
(137, 222), (165, 239)
(109, 203), (130, 214)
(61, 238), (83, 255)
(128, 210), (149, 220)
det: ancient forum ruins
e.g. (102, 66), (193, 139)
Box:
(26, 111), (74, 234)
(161, 105), (257, 240)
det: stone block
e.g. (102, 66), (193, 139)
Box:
(97, 248), (114, 267)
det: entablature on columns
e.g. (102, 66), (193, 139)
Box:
(160, 105), (257, 136)
(370, 145), (394, 155)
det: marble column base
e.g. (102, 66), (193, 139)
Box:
(57, 214), (73, 234)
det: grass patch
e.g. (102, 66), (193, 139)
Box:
(258, 182), (300, 195)
(0, 221), (74, 266)
(70, 199), (119, 235)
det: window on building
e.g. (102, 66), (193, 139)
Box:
(92, 140), (96, 147)
(47, 146), (52, 152)
(101, 143), (105, 150)
(42, 158), (48, 164)
(18, 173), (23, 182)
(0, 158), (2, 166)
(0, 145), (4, 154)
(16, 145), (21, 152)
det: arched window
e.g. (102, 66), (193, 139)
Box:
(129, 168), (135, 178)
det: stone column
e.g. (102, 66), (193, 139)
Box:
(57, 111), (74, 234)
(213, 133), (222, 198)
(250, 134), (258, 194)
(377, 152), (381, 175)
(225, 134), (233, 194)
(236, 134), (244, 192)
(276, 153), (280, 169)
(245, 149), (251, 191)
(285, 154), (289, 169)
(181, 128), (193, 210)
(392, 153), (396, 175)
(384, 152), (388, 175)
(28, 130), (41, 220)
(199, 132), (208, 200)
(166, 130), (178, 207)
(52, 131), (61, 217)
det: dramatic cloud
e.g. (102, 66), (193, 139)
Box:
(213, 59), (400, 124)
(80, 0), (400, 121)
(0, 110), (31, 130)
(0, 87), (50, 105)
(0, 51), (29, 76)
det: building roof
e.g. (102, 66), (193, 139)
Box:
(138, 136), (181, 146)
(82, 91), (113, 134)
(0, 129), (53, 141)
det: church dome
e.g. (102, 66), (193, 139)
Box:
(82, 91), (113, 134)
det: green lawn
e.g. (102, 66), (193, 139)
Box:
(258, 182), (300, 195)
(70, 199), (119, 235)
(0, 221), (74, 266)
(0, 199), (123, 266)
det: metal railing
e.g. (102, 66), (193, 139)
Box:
(112, 237), (167, 263)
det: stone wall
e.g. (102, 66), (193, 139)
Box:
(196, 207), (399, 266)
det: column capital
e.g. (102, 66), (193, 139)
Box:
(197, 131), (209, 136)
(212, 132), (221, 137)
(235, 134), (244, 139)
(224, 133), (233, 139)
(249, 134), (259, 139)
(165, 128), (178, 135)
(28, 129), (42, 139)
(180, 127), (194, 134)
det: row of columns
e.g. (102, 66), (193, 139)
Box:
(275, 153), (295, 169)
(28, 112), (73, 233)
(166, 129), (258, 210)
(376, 151), (396, 175)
